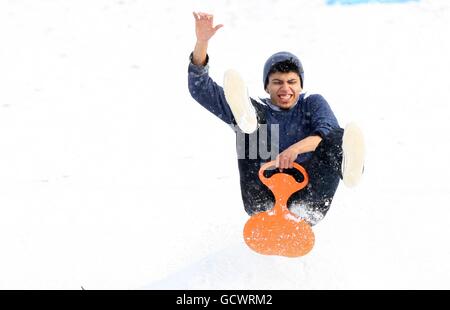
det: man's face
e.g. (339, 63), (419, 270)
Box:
(265, 71), (302, 110)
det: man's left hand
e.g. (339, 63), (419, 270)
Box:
(275, 145), (300, 171)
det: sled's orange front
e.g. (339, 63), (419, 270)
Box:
(243, 161), (315, 257)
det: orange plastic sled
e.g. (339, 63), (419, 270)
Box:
(243, 161), (315, 257)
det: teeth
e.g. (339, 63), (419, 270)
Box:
(279, 95), (291, 100)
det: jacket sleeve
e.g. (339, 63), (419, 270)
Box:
(188, 53), (236, 126)
(308, 94), (340, 138)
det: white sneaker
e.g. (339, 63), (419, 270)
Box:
(223, 69), (258, 134)
(342, 122), (365, 188)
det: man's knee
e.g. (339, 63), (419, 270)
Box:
(321, 127), (344, 149)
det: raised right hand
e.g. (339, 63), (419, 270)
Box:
(192, 12), (224, 42)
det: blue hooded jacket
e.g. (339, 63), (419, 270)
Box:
(188, 53), (340, 164)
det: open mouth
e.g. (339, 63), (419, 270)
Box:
(278, 94), (293, 104)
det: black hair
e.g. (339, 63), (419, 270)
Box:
(264, 59), (302, 88)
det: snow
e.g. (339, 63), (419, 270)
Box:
(1, 0), (450, 289)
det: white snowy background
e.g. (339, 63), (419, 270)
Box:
(1, 0), (449, 289)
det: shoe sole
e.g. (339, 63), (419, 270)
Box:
(223, 69), (258, 134)
(342, 122), (365, 187)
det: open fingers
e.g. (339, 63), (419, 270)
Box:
(193, 12), (212, 20)
(193, 12), (223, 31)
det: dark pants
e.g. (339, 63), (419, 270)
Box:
(237, 128), (344, 226)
